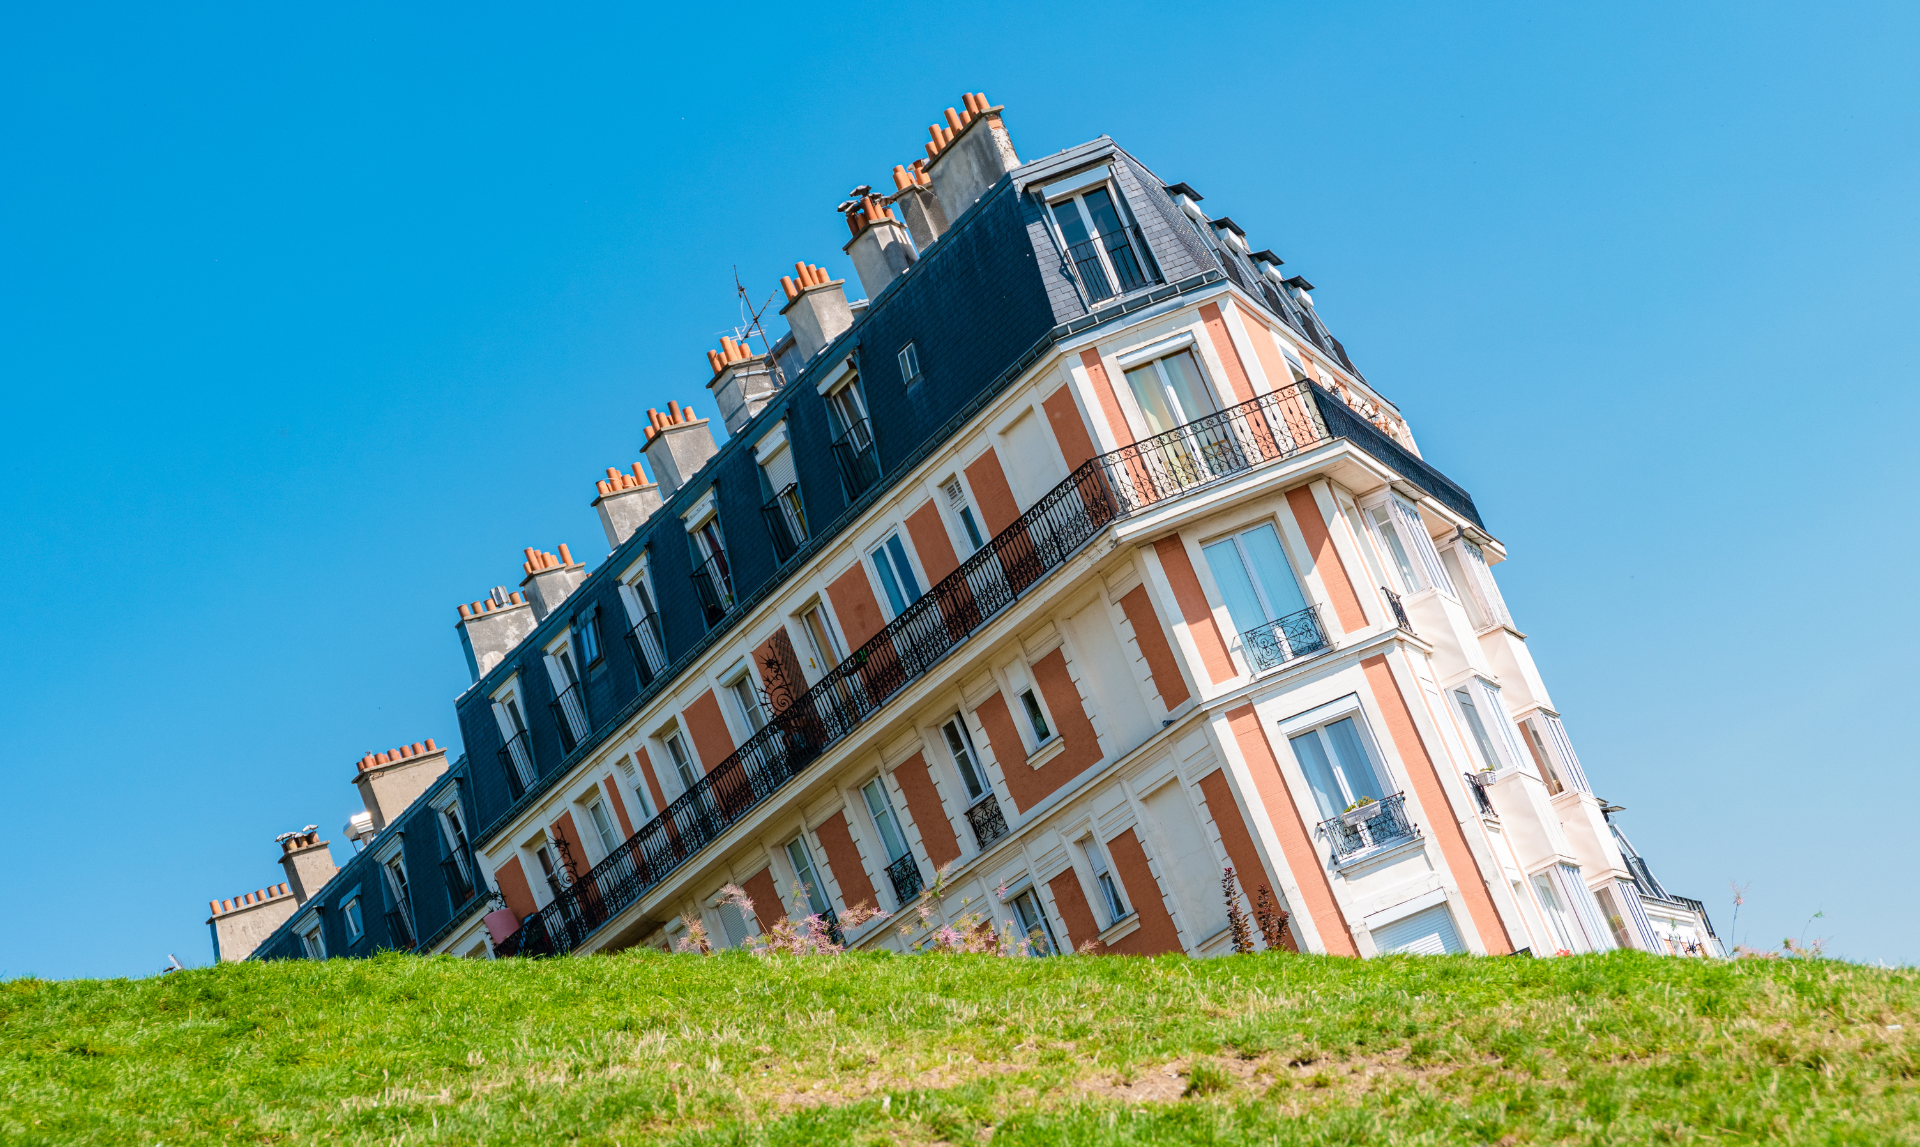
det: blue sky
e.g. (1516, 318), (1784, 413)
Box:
(2, 2), (1915, 979)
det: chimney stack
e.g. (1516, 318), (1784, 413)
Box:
(779, 262), (854, 364)
(519, 544), (586, 621)
(592, 462), (663, 550)
(840, 193), (918, 299)
(351, 739), (451, 833)
(641, 402), (719, 497)
(456, 588), (536, 680)
(922, 92), (1020, 226)
(889, 161), (948, 250)
(277, 829), (338, 906)
(205, 881), (298, 962)
(705, 335), (782, 435)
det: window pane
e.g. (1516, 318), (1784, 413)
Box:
(1020, 690), (1051, 742)
(1455, 688), (1504, 771)
(1323, 718), (1383, 804)
(872, 549), (908, 616)
(943, 720), (985, 799)
(862, 780), (909, 861)
(1158, 350), (1215, 423)
(1080, 187), (1126, 237)
(1288, 730), (1345, 821)
(1369, 506), (1422, 592)
(1238, 525), (1309, 618)
(1051, 200), (1092, 246)
(1202, 538), (1269, 637)
(885, 536), (922, 601)
(1123, 363), (1180, 434)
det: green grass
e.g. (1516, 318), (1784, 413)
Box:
(3, 950), (1915, 1145)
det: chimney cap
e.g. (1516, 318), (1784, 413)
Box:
(1165, 181), (1204, 201)
(1250, 249), (1284, 266)
(1282, 275), (1315, 292)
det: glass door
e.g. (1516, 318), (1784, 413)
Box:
(1201, 523), (1318, 668)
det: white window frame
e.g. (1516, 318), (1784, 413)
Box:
(1449, 677), (1528, 775)
(897, 342), (921, 387)
(785, 835), (832, 918)
(942, 475), (987, 554)
(868, 531), (925, 620)
(1081, 836), (1128, 927)
(825, 375), (872, 452)
(435, 796), (474, 897)
(586, 796), (620, 856)
(722, 663), (769, 738)
(342, 896), (364, 944)
(1041, 167), (1148, 305)
(1360, 493), (1456, 599)
(1115, 345), (1220, 439)
(1007, 886), (1061, 956)
(940, 715), (988, 803)
(861, 777), (912, 866)
(618, 753), (656, 820)
(1278, 694), (1397, 821)
(662, 728), (699, 795)
(298, 917), (326, 960)
(618, 557), (667, 679)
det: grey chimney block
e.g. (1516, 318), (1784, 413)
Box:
(707, 353), (782, 435)
(643, 414), (719, 498)
(779, 277), (854, 365)
(593, 478), (664, 550)
(459, 598), (537, 680)
(844, 216), (918, 301)
(927, 109), (1021, 226)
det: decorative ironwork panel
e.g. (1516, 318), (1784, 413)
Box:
(1096, 383), (1330, 516)
(1382, 586), (1415, 634)
(965, 794), (1009, 850)
(885, 853), (923, 905)
(1464, 771), (1497, 817)
(1239, 605), (1330, 672)
(498, 731), (536, 801)
(1317, 792), (1418, 862)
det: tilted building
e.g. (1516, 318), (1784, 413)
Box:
(232, 94), (1719, 964)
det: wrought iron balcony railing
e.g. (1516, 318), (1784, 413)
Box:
(831, 420), (882, 498)
(624, 617), (666, 687)
(498, 731), (536, 801)
(1094, 381), (1330, 516)
(964, 793), (1009, 850)
(689, 552), (734, 626)
(440, 852), (475, 905)
(1318, 792), (1419, 863)
(1382, 586), (1415, 634)
(885, 853), (923, 905)
(1238, 604), (1330, 673)
(1065, 225), (1159, 304)
(1464, 771), (1497, 817)
(550, 683), (590, 754)
(385, 906), (416, 950)
(760, 483), (808, 564)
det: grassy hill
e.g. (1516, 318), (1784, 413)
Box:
(2, 949), (1915, 1145)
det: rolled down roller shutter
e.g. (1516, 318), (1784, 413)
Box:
(1371, 903), (1464, 956)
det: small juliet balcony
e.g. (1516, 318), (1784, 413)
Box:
(440, 851), (476, 905)
(1238, 605), (1330, 674)
(498, 731), (537, 801)
(1065, 224), (1160, 304)
(690, 552), (735, 627)
(385, 906), (417, 950)
(760, 483), (808, 564)
(624, 616), (666, 687)
(832, 420), (881, 498)
(964, 793), (1009, 851)
(550, 683), (591, 754)
(885, 853), (924, 906)
(1318, 792), (1420, 864)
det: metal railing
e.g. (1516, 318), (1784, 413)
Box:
(440, 852), (475, 905)
(1318, 792), (1419, 862)
(885, 853), (923, 905)
(760, 483), (807, 564)
(1238, 604), (1330, 673)
(385, 907), (416, 950)
(1464, 771), (1497, 817)
(1382, 586), (1415, 634)
(625, 617), (666, 687)
(505, 451), (1121, 955)
(1065, 225), (1158, 304)
(831, 420), (881, 497)
(498, 731), (536, 801)
(1094, 382), (1330, 515)
(689, 552), (734, 625)
(965, 793), (1009, 850)
(550, 683), (590, 754)
(1666, 895), (1719, 939)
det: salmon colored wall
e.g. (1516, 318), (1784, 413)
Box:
(550, 812), (587, 878)
(683, 690), (736, 775)
(891, 751), (961, 870)
(1197, 768), (1271, 902)
(1103, 828), (1184, 956)
(1041, 385), (1097, 470)
(1199, 302), (1256, 404)
(1048, 869), (1103, 953)
(1284, 486), (1368, 634)
(904, 499), (961, 585)
(1238, 303), (1296, 393)
(494, 856), (536, 921)
(964, 447), (1021, 534)
(984, 649), (1104, 814)
(1361, 654), (1513, 955)
(1118, 585), (1191, 709)
(826, 565), (886, 650)
(1225, 703), (1357, 956)
(814, 810), (877, 912)
(744, 866), (785, 930)
(1152, 536), (1237, 685)
(1078, 347), (1134, 448)
(601, 777), (634, 838)
(631, 748), (666, 813)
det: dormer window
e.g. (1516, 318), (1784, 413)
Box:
(827, 374), (880, 497)
(1041, 166), (1158, 305)
(544, 633), (591, 753)
(618, 559), (667, 684)
(688, 515), (733, 627)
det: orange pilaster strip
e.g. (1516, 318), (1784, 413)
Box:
(1153, 536), (1237, 685)
(1284, 486), (1368, 634)
(1199, 302), (1257, 403)
(1226, 703), (1357, 955)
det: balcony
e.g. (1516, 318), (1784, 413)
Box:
(385, 906), (416, 950)
(1464, 771), (1497, 817)
(760, 483), (808, 564)
(440, 852), (475, 904)
(498, 731), (536, 801)
(550, 683), (590, 754)
(624, 616), (666, 687)
(1238, 605), (1330, 673)
(1318, 792), (1419, 863)
(1065, 225), (1159, 304)
(1382, 586), (1416, 634)
(964, 793), (1009, 850)
(1095, 382), (1330, 516)
(885, 854), (923, 905)
(689, 552), (734, 627)
(831, 420), (881, 498)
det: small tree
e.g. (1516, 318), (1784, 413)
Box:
(1223, 868), (1254, 954)
(1253, 884), (1290, 952)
